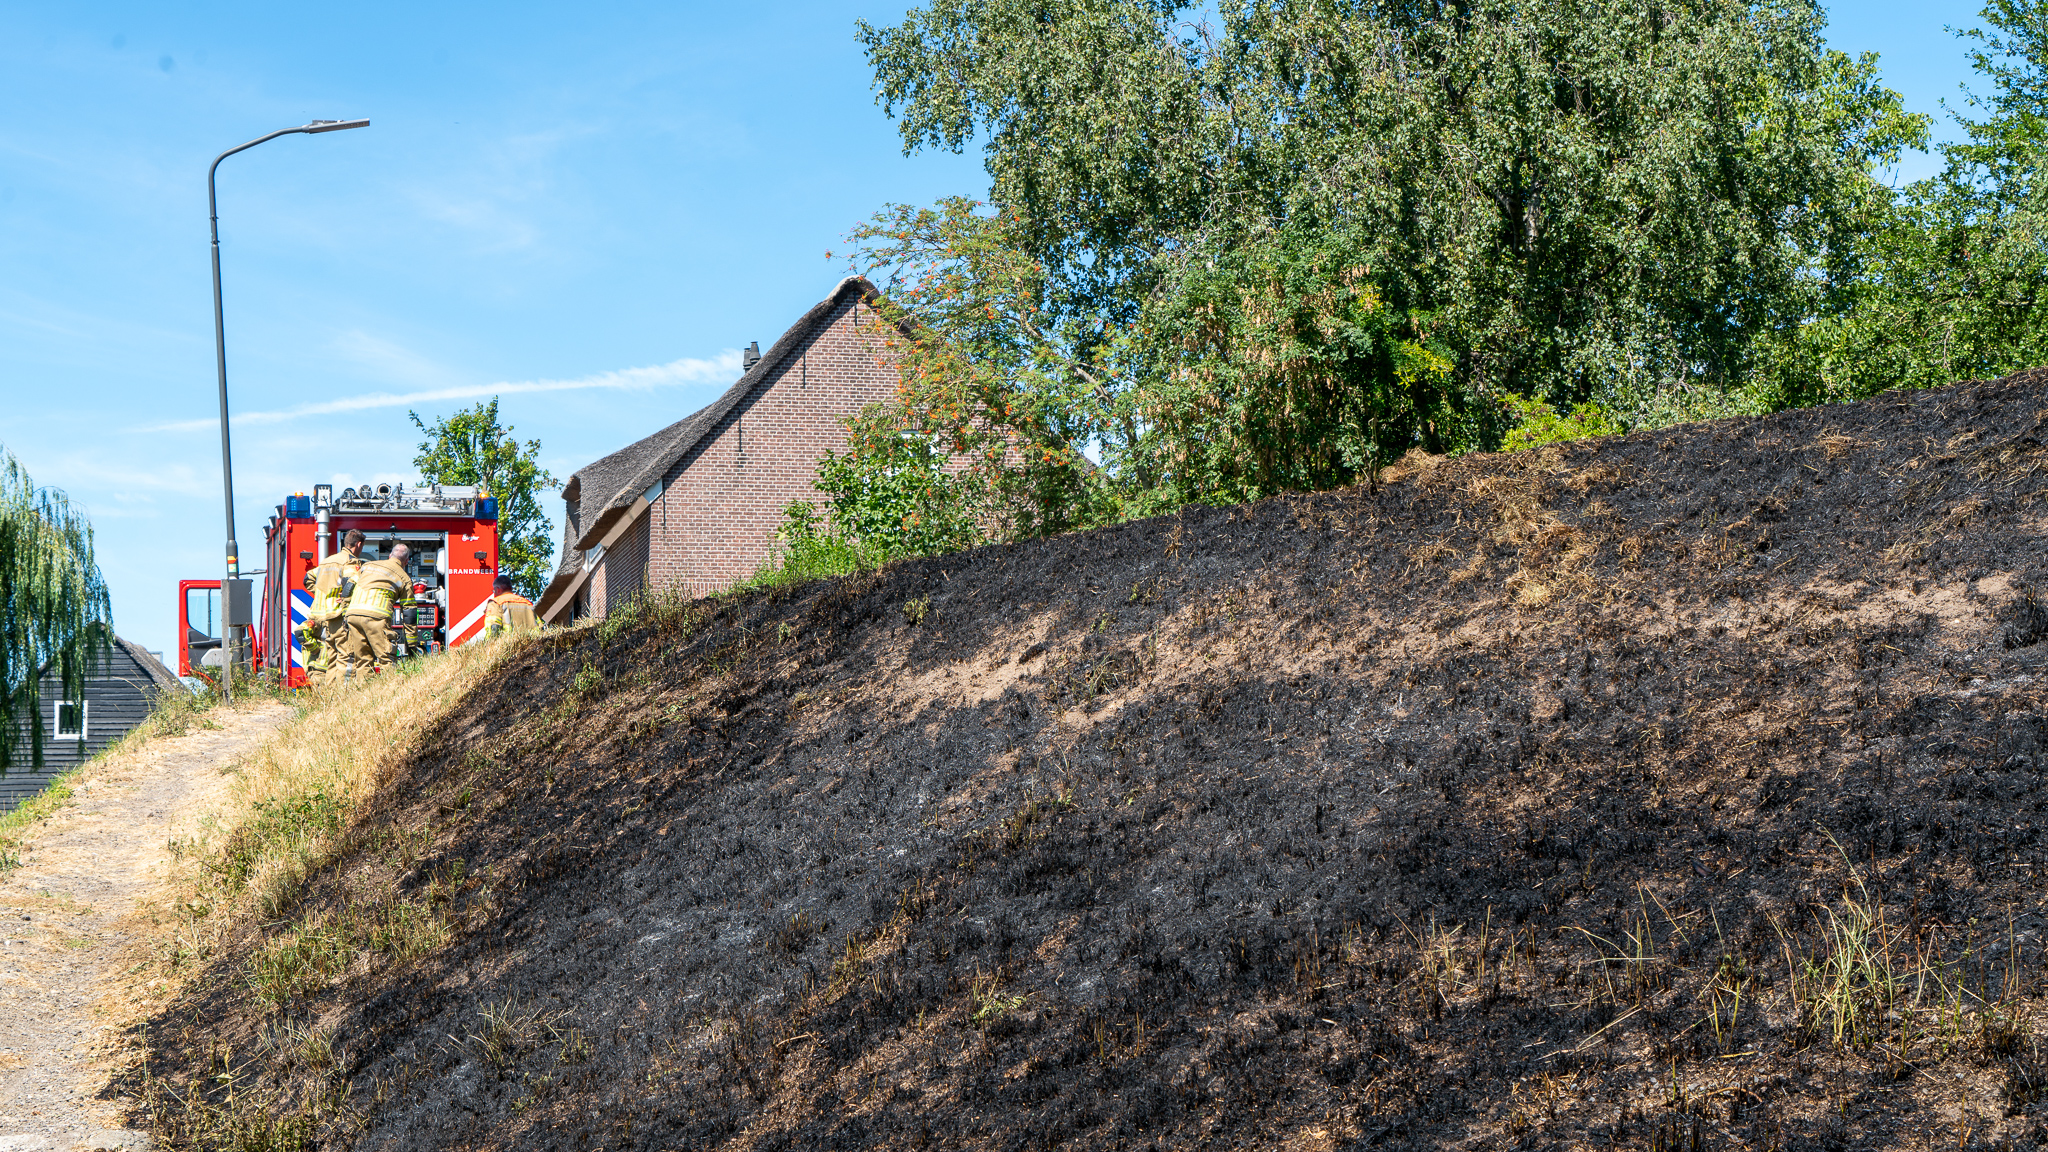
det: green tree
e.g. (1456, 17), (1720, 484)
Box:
(816, 405), (991, 557)
(1139, 222), (1467, 503)
(1758, 0), (2048, 405)
(0, 446), (111, 772)
(748, 407), (992, 588)
(409, 399), (557, 599)
(839, 199), (1123, 533)
(1498, 393), (1628, 453)
(851, 0), (1924, 525)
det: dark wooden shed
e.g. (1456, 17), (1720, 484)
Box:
(2, 636), (184, 812)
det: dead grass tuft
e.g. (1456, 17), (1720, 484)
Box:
(1939, 495), (1990, 533)
(1405, 539), (1458, 573)
(1816, 433), (1862, 459)
(1452, 456), (1607, 606)
(1377, 448), (1443, 486)
(1564, 463), (1623, 494)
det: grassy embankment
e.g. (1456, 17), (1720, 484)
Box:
(128, 637), (539, 1145)
(7, 639), (534, 1145)
(139, 639), (527, 967)
(129, 372), (2048, 1150)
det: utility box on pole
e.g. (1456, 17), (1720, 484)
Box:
(223, 579), (253, 627)
(223, 578), (254, 673)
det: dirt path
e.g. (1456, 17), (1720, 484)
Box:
(0, 704), (292, 1152)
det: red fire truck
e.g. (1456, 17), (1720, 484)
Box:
(179, 482), (501, 688)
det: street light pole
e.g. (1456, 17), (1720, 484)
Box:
(208, 118), (368, 700)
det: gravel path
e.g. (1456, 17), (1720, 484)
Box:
(0, 704), (292, 1152)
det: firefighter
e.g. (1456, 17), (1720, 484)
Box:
(294, 569), (334, 685)
(310, 530), (366, 687)
(344, 542), (412, 675)
(483, 574), (538, 638)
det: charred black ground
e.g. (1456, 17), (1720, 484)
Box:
(144, 372), (2048, 1150)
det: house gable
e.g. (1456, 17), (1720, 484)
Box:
(644, 286), (896, 599)
(539, 278), (900, 620)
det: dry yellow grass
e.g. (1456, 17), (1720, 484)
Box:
(1376, 447), (1444, 485)
(1816, 432), (1863, 459)
(230, 642), (506, 822)
(1444, 451), (1609, 607)
(138, 636), (526, 980)
(117, 640), (538, 1146)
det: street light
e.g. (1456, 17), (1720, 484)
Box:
(208, 118), (368, 700)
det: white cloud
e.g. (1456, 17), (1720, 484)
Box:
(16, 448), (214, 502)
(329, 330), (468, 391)
(394, 123), (602, 254)
(137, 349), (744, 433)
(405, 187), (541, 252)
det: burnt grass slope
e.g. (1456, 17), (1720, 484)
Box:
(146, 372), (2048, 1151)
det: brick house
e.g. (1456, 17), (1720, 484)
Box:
(536, 277), (900, 622)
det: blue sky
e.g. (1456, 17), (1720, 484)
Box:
(0, 0), (1998, 662)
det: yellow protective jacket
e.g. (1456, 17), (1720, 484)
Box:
(484, 592), (537, 637)
(345, 558), (412, 620)
(306, 552), (358, 626)
(300, 627), (331, 671)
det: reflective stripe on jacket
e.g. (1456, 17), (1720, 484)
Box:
(346, 558), (411, 619)
(349, 584), (396, 616)
(310, 586), (349, 622)
(309, 550), (362, 623)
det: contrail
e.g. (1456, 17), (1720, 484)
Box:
(138, 351), (745, 433)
